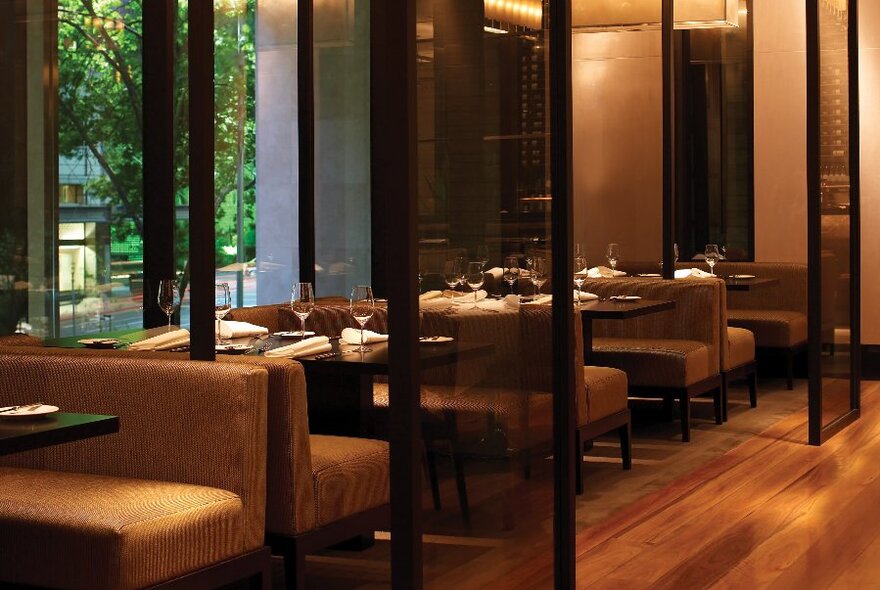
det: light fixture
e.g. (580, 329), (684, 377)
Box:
(573, 0), (739, 32)
(484, 0), (543, 32)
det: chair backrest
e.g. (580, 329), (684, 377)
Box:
(226, 303), (285, 333)
(287, 304), (389, 337)
(0, 345), (319, 538)
(684, 262), (807, 315)
(0, 353), (269, 549)
(579, 278), (723, 377)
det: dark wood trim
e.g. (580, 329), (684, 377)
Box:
(863, 345), (880, 380)
(819, 408), (861, 445)
(550, 0), (575, 587)
(848, 0), (862, 411)
(576, 409), (631, 495)
(142, 0), (176, 329)
(188, 0), (215, 361)
(151, 547), (271, 590)
(0, 414), (119, 457)
(661, 0), (676, 280)
(806, 0), (822, 446)
(745, 0), (756, 261)
(370, 0), (421, 586)
(298, 0), (316, 286)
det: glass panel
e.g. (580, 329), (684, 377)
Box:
(415, 0), (555, 584)
(573, 9), (663, 275)
(0, 1), (145, 339)
(818, 0), (852, 426)
(314, 0), (372, 297)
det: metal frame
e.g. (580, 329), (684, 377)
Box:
(806, 0), (861, 446)
(298, 0), (316, 287)
(662, 0), (676, 279)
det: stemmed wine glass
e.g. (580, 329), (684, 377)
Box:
(673, 243), (680, 264)
(465, 262), (484, 309)
(574, 255), (588, 306)
(606, 243), (621, 273)
(530, 257), (547, 295)
(705, 244), (721, 275)
(503, 256), (519, 295)
(476, 245), (490, 271)
(157, 279), (181, 328)
(444, 257), (464, 301)
(290, 282), (315, 341)
(215, 283), (232, 345)
(349, 286), (375, 352)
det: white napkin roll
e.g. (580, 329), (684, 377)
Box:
(341, 328), (389, 345)
(129, 328), (190, 351)
(264, 336), (332, 358)
(575, 290), (599, 301)
(219, 320), (269, 340)
(675, 268), (714, 279)
(587, 266), (627, 278)
(419, 290), (443, 302)
(487, 267), (504, 280)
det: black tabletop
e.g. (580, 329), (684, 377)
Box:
(0, 413), (119, 456)
(263, 338), (495, 375)
(723, 277), (780, 291)
(578, 298), (676, 320)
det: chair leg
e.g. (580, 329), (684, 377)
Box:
(786, 349), (795, 390)
(283, 546), (306, 590)
(749, 368), (758, 408)
(249, 559), (272, 590)
(575, 428), (585, 495)
(680, 390), (691, 442)
(425, 445), (442, 511)
(663, 395), (674, 420)
(451, 448), (470, 524)
(520, 447), (532, 481)
(721, 373), (729, 422)
(618, 421), (632, 470)
(713, 386), (723, 425)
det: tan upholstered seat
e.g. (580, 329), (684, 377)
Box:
(584, 366), (628, 423)
(0, 333), (42, 347)
(591, 337), (714, 389)
(0, 468), (244, 590)
(309, 435), (390, 528)
(728, 309), (807, 349)
(727, 327), (756, 371)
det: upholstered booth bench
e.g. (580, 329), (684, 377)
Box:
(0, 345), (391, 590)
(579, 278), (725, 442)
(0, 354), (272, 589)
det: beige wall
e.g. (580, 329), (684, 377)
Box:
(572, 31), (663, 267)
(861, 0), (880, 344)
(753, 0), (808, 263)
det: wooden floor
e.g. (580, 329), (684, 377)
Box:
(499, 381), (880, 589)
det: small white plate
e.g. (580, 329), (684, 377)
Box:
(420, 336), (454, 344)
(610, 295), (642, 301)
(215, 344), (254, 355)
(274, 331), (316, 339)
(638, 274), (662, 278)
(731, 274), (756, 280)
(0, 404), (60, 419)
(78, 338), (119, 349)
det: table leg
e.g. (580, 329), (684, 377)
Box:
(304, 372), (374, 437)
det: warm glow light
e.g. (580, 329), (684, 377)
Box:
(484, 0), (543, 30)
(574, 0), (739, 32)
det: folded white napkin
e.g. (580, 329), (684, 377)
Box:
(264, 336), (332, 358)
(341, 328), (389, 345)
(219, 320), (269, 340)
(675, 268), (714, 279)
(129, 329), (190, 351)
(575, 290), (599, 301)
(419, 290), (443, 302)
(487, 267), (504, 280)
(505, 294), (553, 308)
(449, 290), (488, 304)
(587, 266), (627, 278)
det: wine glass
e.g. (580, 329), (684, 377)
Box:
(290, 282), (315, 341)
(444, 257), (463, 300)
(530, 257), (547, 295)
(673, 243), (680, 264)
(214, 283), (232, 344)
(476, 245), (490, 271)
(157, 279), (180, 328)
(606, 243), (621, 272)
(574, 255), (588, 306)
(466, 262), (484, 309)
(349, 285), (375, 352)
(503, 256), (519, 295)
(705, 244), (721, 275)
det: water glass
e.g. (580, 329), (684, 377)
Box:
(215, 283), (232, 344)
(290, 282), (315, 340)
(157, 279), (180, 328)
(350, 286), (375, 352)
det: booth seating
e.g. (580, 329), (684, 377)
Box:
(0, 346), (391, 590)
(0, 354), (272, 589)
(0, 333), (42, 347)
(579, 278), (724, 442)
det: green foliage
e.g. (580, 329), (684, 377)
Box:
(57, 0), (257, 270)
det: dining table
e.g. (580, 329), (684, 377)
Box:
(578, 299), (677, 364)
(0, 412), (119, 456)
(722, 276), (780, 291)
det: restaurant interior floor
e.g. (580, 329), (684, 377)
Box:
(284, 378), (808, 589)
